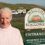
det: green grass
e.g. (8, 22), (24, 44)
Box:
(11, 16), (24, 30)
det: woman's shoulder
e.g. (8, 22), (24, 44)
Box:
(11, 26), (20, 33)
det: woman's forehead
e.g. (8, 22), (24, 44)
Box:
(1, 11), (11, 17)
(0, 7), (12, 16)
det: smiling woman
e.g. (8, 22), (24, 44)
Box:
(0, 7), (24, 45)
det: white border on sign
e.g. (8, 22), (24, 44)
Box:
(25, 8), (45, 29)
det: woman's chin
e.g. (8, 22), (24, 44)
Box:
(1, 25), (9, 28)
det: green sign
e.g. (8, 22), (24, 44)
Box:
(24, 30), (45, 45)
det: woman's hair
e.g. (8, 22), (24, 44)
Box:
(0, 7), (12, 20)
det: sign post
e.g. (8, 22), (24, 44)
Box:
(24, 8), (45, 45)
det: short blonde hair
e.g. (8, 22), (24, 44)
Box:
(0, 7), (12, 20)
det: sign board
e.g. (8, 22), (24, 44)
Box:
(25, 8), (45, 29)
(24, 30), (45, 45)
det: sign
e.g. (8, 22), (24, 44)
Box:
(25, 8), (45, 29)
(24, 30), (45, 45)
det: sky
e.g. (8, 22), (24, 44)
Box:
(0, 0), (45, 7)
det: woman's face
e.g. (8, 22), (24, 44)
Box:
(0, 11), (11, 28)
